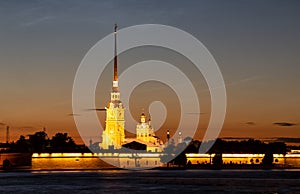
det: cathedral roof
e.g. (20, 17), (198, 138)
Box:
(125, 138), (161, 148)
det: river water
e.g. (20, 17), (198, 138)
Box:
(0, 170), (299, 193)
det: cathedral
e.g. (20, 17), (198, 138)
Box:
(133, 112), (163, 152)
(136, 113), (162, 146)
(100, 25), (163, 152)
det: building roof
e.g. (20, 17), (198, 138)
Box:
(125, 138), (161, 148)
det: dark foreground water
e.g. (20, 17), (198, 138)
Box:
(0, 170), (300, 193)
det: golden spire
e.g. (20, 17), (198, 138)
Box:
(113, 24), (118, 82)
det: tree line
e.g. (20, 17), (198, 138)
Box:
(3, 131), (89, 153)
(187, 138), (287, 154)
(161, 138), (288, 167)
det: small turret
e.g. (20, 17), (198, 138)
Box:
(140, 112), (146, 123)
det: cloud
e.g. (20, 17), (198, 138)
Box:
(85, 108), (106, 112)
(273, 122), (296, 127)
(199, 76), (260, 93)
(0, 122), (5, 126)
(68, 113), (80, 116)
(245, 122), (256, 125)
(22, 16), (55, 26)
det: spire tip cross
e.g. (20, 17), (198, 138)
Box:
(114, 24), (118, 32)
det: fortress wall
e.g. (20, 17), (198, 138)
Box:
(0, 153), (32, 167)
(187, 154), (300, 167)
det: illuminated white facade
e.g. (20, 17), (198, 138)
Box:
(136, 113), (159, 145)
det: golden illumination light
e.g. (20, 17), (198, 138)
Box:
(32, 153), (300, 159)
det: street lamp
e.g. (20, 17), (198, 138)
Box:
(167, 129), (170, 144)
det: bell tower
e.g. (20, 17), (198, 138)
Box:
(101, 24), (125, 149)
(136, 112), (157, 144)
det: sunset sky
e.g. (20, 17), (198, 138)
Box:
(0, 0), (299, 143)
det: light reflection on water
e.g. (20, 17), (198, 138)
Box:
(0, 170), (300, 193)
(31, 157), (114, 170)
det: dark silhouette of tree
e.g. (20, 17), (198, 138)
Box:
(28, 131), (49, 153)
(172, 142), (187, 167)
(208, 138), (223, 154)
(172, 152), (187, 167)
(262, 152), (274, 167)
(268, 142), (286, 155)
(160, 142), (176, 167)
(185, 140), (201, 153)
(212, 153), (223, 169)
(205, 138), (287, 154)
(1, 131), (85, 153)
(50, 133), (76, 152)
(15, 135), (31, 152)
(183, 136), (193, 144)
